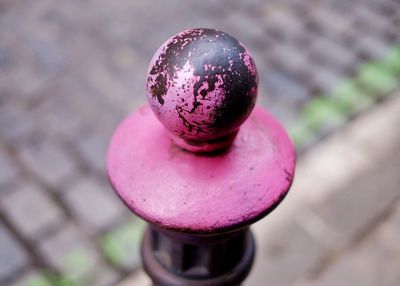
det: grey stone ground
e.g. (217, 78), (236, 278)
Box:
(0, 0), (399, 285)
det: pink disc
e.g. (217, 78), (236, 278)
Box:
(107, 104), (295, 233)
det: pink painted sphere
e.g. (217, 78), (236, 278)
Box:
(146, 28), (258, 150)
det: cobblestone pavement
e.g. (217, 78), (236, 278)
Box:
(0, 0), (399, 285)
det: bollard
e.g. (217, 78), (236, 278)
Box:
(107, 28), (295, 286)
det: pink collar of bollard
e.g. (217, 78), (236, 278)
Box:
(107, 104), (295, 234)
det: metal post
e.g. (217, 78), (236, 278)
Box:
(142, 226), (255, 286)
(107, 28), (295, 286)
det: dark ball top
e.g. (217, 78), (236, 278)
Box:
(146, 28), (258, 149)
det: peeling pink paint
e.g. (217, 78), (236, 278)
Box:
(146, 29), (258, 151)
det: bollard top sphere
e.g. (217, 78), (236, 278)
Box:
(146, 28), (258, 152)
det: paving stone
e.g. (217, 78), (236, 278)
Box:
(98, 1), (196, 58)
(55, 76), (124, 132)
(0, 149), (19, 191)
(190, 0), (228, 19)
(329, 80), (374, 114)
(63, 77), (127, 137)
(246, 221), (328, 286)
(63, 177), (125, 232)
(116, 269), (151, 286)
(269, 45), (310, 78)
(381, 46), (400, 76)
(309, 38), (357, 71)
(356, 36), (392, 60)
(108, 47), (149, 108)
(228, 0), (270, 19)
(347, 94), (400, 162)
(377, 0), (400, 17)
(320, 0), (356, 12)
(0, 224), (29, 283)
(309, 67), (346, 94)
(32, 92), (85, 139)
(312, 140), (400, 247)
(28, 38), (66, 74)
(299, 245), (399, 286)
(389, 201), (400, 230)
(230, 0), (266, 12)
(262, 70), (310, 104)
(283, 0), (310, 11)
(264, 8), (309, 44)
(0, 66), (52, 106)
(340, 22), (365, 46)
(357, 63), (398, 95)
(101, 218), (145, 271)
(358, 36), (391, 59)
(0, 184), (64, 240)
(260, 70), (310, 127)
(218, 12), (269, 52)
(10, 269), (51, 286)
(0, 104), (35, 144)
(288, 121), (319, 150)
(306, 6), (353, 39)
(17, 137), (76, 188)
(42, 261), (120, 286)
(300, 96), (346, 135)
(266, 102), (303, 134)
(299, 210), (400, 286)
(2, 9), (58, 85)
(85, 63), (134, 115)
(0, 39), (11, 65)
(88, 264), (120, 286)
(265, 7), (304, 35)
(377, 211), (400, 254)
(353, 5), (395, 36)
(76, 132), (108, 173)
(38, 224), (102, 284)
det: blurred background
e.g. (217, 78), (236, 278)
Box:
(0, 0), (399, 285)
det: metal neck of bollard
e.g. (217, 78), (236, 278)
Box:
(107, 28), (296, 286)
(142, 226), (255, 286)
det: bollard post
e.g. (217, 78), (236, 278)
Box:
(107, 28), (295, 286)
